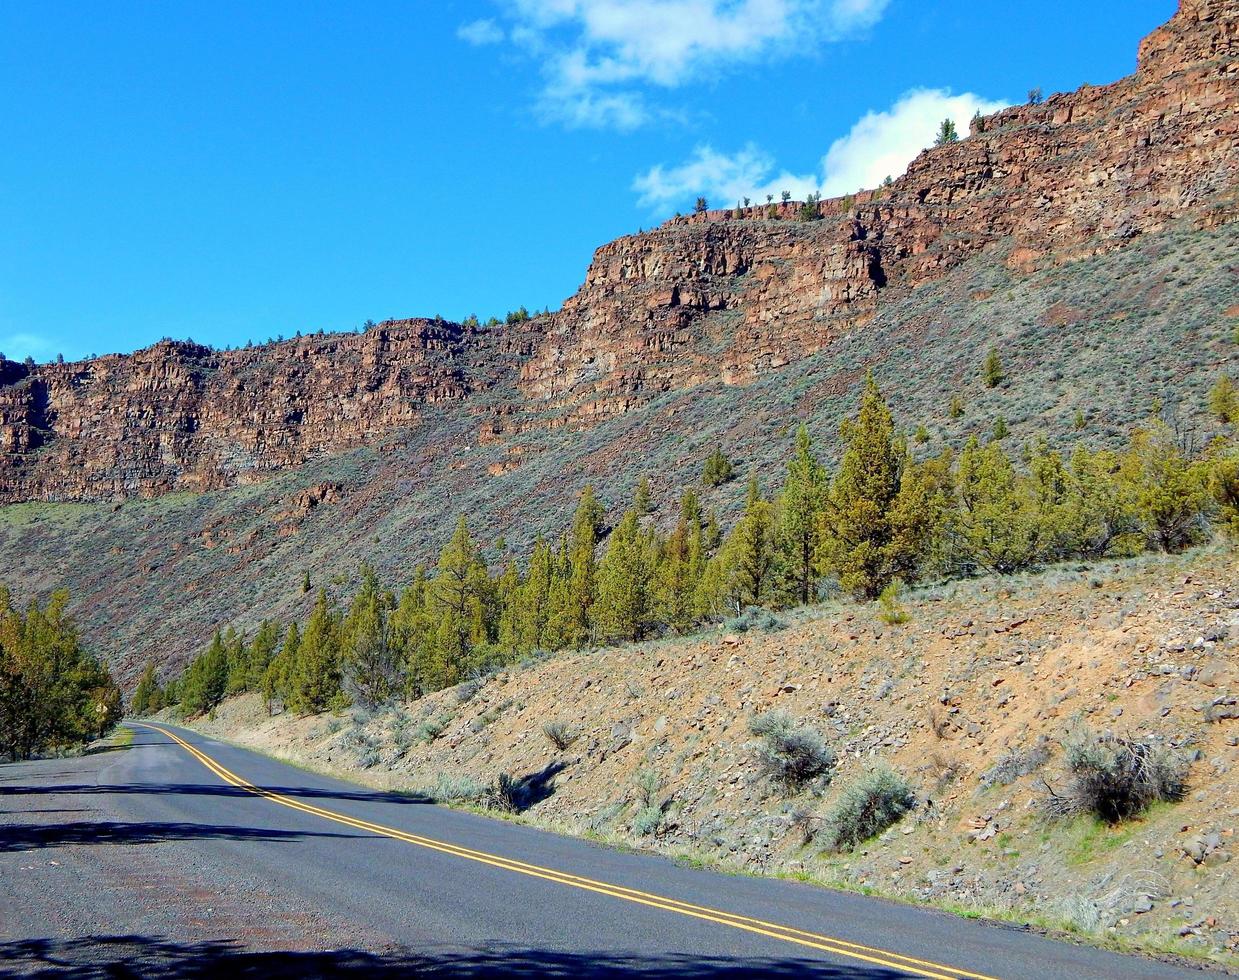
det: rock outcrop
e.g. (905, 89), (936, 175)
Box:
(1, 0), (1235, 502)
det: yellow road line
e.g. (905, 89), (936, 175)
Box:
(133, 722), (1001, 980)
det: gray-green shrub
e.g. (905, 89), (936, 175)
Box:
(822, 766), (916, 850)
(749, 711), (836, 793)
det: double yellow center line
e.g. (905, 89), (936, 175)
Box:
(134, 723), (998, 980)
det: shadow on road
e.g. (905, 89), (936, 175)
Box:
(0, 781), (434, 807)
(0, 936), (910, 978)
(0, 821), (365, 853)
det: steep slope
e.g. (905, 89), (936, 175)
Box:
(1, 0), (1237, 682)
(190, 548), (1239, 967)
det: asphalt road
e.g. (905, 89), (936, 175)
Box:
(0, 722), (1220, 979)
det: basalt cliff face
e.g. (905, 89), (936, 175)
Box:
(1, 0), (1236, 503)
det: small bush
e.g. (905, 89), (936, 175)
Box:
(1048, 731), (1186, 822)
(633, 806), (663, 836)
(634, 768), (662, 808)
(724, 607), (786, 634)
(484, 772), (521, 812)
(822, 766), (917, 851)
(749, 711), (837, 793)
(542, 720), (577, 751)
(876, 579), (910, 625)
(981, 739), (1051, 787)
(414, 714), (450, 744)
(455, 678), (483, 704)
(433, 773), (487, 803)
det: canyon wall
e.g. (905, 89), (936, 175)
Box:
(1, 0), (1235, 502)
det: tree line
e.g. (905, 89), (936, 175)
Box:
(149, 374), (1237, 720)
(0, 588), (121, 761)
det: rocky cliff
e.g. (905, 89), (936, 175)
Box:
(1, 0), (1235, 502)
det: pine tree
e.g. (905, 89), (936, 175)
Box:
(181, 631), (229, 716)
(954, 436), (1041, 574)
(1210, 373), (1237, 423)
(654, 499), (705, 633)
(342, 564), (401, 709)
(512, 537), (554, 652)
(130, 662), (160, 717)
(1121, 421), (1214, 552)
(934, 118), (958, 146)
(702, 447), (734, 487)
(983, 346), (1005, 388)
(545, 488), (603, 648)
(634, 476), (653, 516)
(721, 479), (776, 609)
(818, 373), (906, 598)
(775, 424), (826, 605)
(287, 591), (342, 714)
(428, 517), (492, 687)
(390, 570), (434, 698)
(0, 590), (120, 760)
(244, 620), (281, 692)
(593, 509), (655, 643)
(263, 622), (300, 709)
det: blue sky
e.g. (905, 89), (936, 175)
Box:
(0, 0), (1174, 362)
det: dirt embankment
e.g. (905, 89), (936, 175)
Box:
(189, 548), (1239, 968)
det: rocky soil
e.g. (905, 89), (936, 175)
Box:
(187, 547), (1239, 970)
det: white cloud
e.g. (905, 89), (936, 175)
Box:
(632, 88), (1010, 210)
(469, 0), (891, 128)
(457, 18), (506, 45)
(818, 89), (1009, 196)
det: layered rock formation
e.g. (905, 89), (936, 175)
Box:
(1, 0), (1235, 502)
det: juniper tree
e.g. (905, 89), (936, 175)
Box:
(342, 564), (401, 709)
(817, 373), (906, 598)
(593, 509), (655, 643)
(775, 424), (826, 605)
(287, 590), (342, 714)
(545, 487), (604, 648)
(1210, 373), (1237, 423)
(721, 477), (776, 609)
(934, 118), (958, 146)
(634, 476), (653, 516)
(983, 346), (1005, 388)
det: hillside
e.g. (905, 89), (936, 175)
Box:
(187, 547), (1239, 967)
(2, 0), (1238, 684)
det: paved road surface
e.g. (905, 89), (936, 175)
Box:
(0, 722), (1219, 978)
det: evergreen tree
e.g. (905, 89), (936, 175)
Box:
(181, 631), (228, 716)
(594, 509), (656, 643)
(0, 589), (120, 760)
(287, 591), (342, 714)
(934, 118), (958, 146)
(342, 564), (401, 709)
(512, 537), (554, 652)
(953, 437), (1042, 574)
(1121, 421), (1214, 552)
(702, 447), (735, 487)
(131, 662), (160, 716)
(818, 373), (907, 598)
(545, 488), (603, 648)
(983, 346), (1005, 388)
(263, 622), (299, 709)
(1210, 373), (1237, 423)
(775, 424), (826, 605)
(244, 620), (281, 692)
(427, 517), (486, 686)
(634, 476), (653, 516)
(721, 479), (776, 609)
(654, 499), (705, 633)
